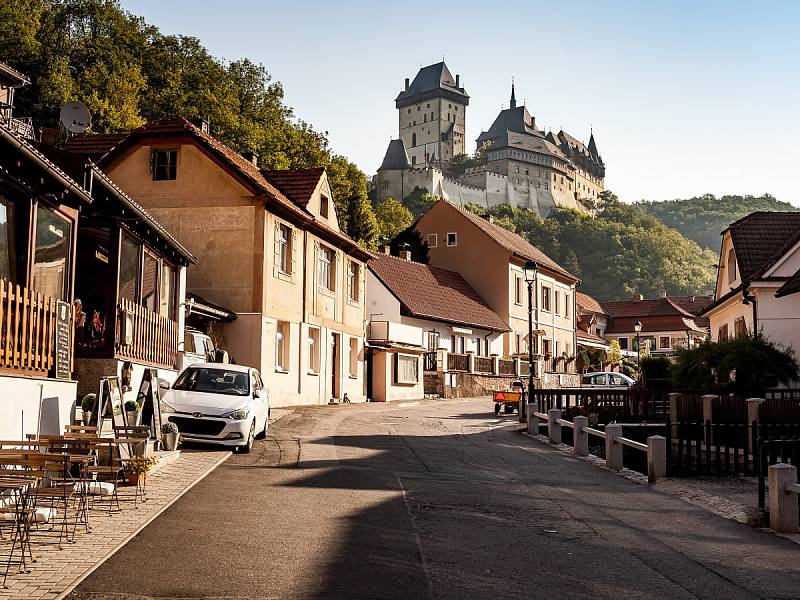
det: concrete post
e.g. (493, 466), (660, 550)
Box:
(547, 409), (561, 445)
(746, 398), (765, 427)
(768, 463), (799, 533)
(605, 423), (623, 470)
(527, 404), (538, 435)
(701, 394), (717, 424)
(491, 354), (499, 375)
(513, 357), (522, 377)
(573, 416), (588, 457)
(668, 393), (681, 424)
(436, 349), (448, 372)
(467, 351), (476, 374)
(647, 435), (667, 483)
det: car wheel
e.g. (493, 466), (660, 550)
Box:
(239, 420), (255, 453)
(256, 413), (268, 440)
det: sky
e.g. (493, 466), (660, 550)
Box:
(121, 0), (800, 205)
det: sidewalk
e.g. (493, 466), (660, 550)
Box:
(0, 449), (229, 600)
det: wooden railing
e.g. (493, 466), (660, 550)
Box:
(117, 298), (179, 368)
(474, 356), (493, 374)
(447, 353), (469, 372)
(498, 359), (515, 375)
(423, 351), (438, 372)
(0, 280), (58, 376)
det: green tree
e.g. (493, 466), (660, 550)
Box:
(403, 188), (439, 218)
(607, 340), (622, 366)
(375, 198), (413, 242)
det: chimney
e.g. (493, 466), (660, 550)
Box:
(405, 77), (410, 91)
(662, 291), (668, 298)
(632, 292), (643, 301)
(192, 117), (210, 134)
(480, 214), (494, 224)
(456, 74), (460, 87)
(399, 250), (412, 261)
(244, 151), (258, 167)
(382, 244), (391, 255)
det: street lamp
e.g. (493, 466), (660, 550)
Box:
(523, 260), (539, 420)
(634, 320), (643, 375)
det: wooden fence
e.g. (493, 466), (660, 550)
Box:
(498, 359), (515, 375)
(117, 298), (179, 368)
(0, 281), (58, 376)
(423, 351), (437, 372)
(447, 352), (469, 372)
(474, 356), (493, 374)
(534, 388), (670, 421)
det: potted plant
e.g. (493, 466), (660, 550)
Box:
(161, 422), (179, 451)
(125, 455), (158, 486)
(81, 393), (96, 425)
(124, 399), (141, 426)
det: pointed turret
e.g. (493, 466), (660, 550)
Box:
(509, 81), (516, 109)
(587, 131), (599, 159)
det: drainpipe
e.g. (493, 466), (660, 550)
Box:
(298, 229), (308, 395)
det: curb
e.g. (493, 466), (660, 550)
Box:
(55, 450), (232, 600)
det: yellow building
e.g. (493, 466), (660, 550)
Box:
(92, 116), (371, 406)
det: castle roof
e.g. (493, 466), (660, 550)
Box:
(476, 105), (543, 146)
(551, 130), (604, 168)
(377, 138), (411, 171)
(395, 62), (469, 108)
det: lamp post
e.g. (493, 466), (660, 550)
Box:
(634, 320), (643, 376)
(523, 260), (539, 420)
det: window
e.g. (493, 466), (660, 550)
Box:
(447, 232), (457, 247)
(276, 321), (289, 371)
(412, 133), (417, 146)
(734, 316), (747, 336)
(427, 331), (440, 351)
(118, 232), (139, 303)
(151, 150), (177, 181)
(515, 165), (520, 174)
(347, 261), (360, 302)
(320, 195), (329, 219)
(565, 294), (570, 318)
(32, 203), (72, 301)
(718, 324), (729, 341)
(395, 353), (419, 384)
(618, 337), (629, 350)
(349, 337), (358, 377)
(544, 182), (549, 190)
(172, 367), (250, 397)
(277, 223), (292, 274)
(515, 333), (522, 354)
(659, 336), (670, 349)
(514, 274), (522, 305)
(542, 338), (551, 356)
(141, 250), (158, 313)
(0, 195), (22, 285)
(411, 156), (416, 165)
(423, 114), (427, 123)
(427, 233), (438, 248)
(475, 337), (482, 355)
(554, 290), (561, 315)
(318, 246), (335, 291)
(308, 328), (321, 373)
(727, 248), (737, 283)
(541, 286), (551, 311)
(160, 262), (176, 320)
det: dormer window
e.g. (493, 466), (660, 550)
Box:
(320, 195), (329, 219)
(727, 248), (737, 283)
(151, 150), (177, 181)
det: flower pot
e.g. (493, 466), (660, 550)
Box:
(82, 410), (92, 425)
(127, 472), (139, 486)
(161, 432), (179, 452)
(126, 411), (141, 426)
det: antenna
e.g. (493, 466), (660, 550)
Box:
(59, 102), (91, 135)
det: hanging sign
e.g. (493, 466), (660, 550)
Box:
(55, 300), (71, 380)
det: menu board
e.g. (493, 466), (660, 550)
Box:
(137, 368), (163, 439)
(55, 300), (71, 380)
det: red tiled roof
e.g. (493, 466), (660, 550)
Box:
(576, 329), (608, 344)
(600, 297), (697, 319)
(577, 314), (595, 332)
(576, 291), (606, 315)
(443, 202), (577, 281)
(669, 295), (714, 316)
(265, 168), (324, 206)
(63, 132), (127, 159)
(368, 254), (509, 331)
(604, 315), (706, 335)
(0, 60), (30, 86)
(726, 212), (800, 281)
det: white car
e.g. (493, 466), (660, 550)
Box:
(581, 372), (635, 388)
(160, 363), (269, 453)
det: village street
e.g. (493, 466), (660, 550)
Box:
(64, 398), (800, 600)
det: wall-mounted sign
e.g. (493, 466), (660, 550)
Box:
(54, 300), (71, 380)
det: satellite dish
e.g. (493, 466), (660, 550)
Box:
(59, 102), (91, 134)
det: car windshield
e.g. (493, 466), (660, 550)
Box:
(173, 367), (250, 396)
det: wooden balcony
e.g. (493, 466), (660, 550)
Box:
(0, 280), (59, 376)
(117, 298), (179, 368)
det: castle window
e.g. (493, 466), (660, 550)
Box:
(411, 156), (416, 165)
(417, 106), (420, 111)
(515, 166), (519, 173)
(412, 133), (417, 146)
(408, 109), (411, 114)
(383, 180), (389, 191)
(426, 103), (430, 108)
(431, 112), (434, 119)
(424, 114), (427, 123)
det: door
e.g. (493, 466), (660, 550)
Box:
(330, 333), (340, 399)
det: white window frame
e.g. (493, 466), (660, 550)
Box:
(275, 321), (289, 372)
(347, 260), (360, 303)
(349, 337), (358, 378)
(428, 233), (438, 248)
(278, 223), (292, 275)
(394, 353), (419, 384)
(308, 328), (321, 374)
(318, 246), (335, 291)
(446, 232), (457, 247)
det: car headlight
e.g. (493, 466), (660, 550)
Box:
(223, 406), (251, 420)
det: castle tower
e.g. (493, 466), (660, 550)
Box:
(395, 62), (469, 167)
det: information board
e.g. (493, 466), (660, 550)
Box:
(55, 300), (71, 380)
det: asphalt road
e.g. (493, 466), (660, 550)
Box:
(69, 398), (800, 600)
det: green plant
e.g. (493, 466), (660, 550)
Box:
(81, 393), (96, 412)
(161, 422), (179, 435)
(124, 399), (140, 412)
(124, 455), (158, 475)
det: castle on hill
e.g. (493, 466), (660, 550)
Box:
(375, 62), (605, 215)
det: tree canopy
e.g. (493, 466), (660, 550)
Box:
(636, 193), (799, 253)
(375, 198), (413, 243)
(0, 0), (378, 248)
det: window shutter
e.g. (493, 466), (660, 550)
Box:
(290, 229), (297, 277)
(273, 222), (281, 277)
(346, 260), (352, 300)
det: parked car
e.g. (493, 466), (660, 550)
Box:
(178, 328), (230, 371)
(581, 372), (635, 388)
(160, 363), (269, 453)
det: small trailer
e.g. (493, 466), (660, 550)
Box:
(493, 380), (527, 415)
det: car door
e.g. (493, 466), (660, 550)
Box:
(609, 373), (627, 387)
(251, 370), (267, 425)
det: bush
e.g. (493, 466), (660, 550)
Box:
(124, 399), (141, 412)
(672, 333), (799, 395)
(161, 422), (179, 435)
(641, 356), (672, 390)
(81, 393), (96, 411)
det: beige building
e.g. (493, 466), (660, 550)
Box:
(704, 212), (800, 353)
(412, 200), (579, 381)
(90, 116), (371, 407)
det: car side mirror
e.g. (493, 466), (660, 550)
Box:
(159, 380), (171, 390)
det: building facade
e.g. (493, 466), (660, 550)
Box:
(92, 117), (371, 407)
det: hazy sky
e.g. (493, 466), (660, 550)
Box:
(122, 0), (800, 205)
